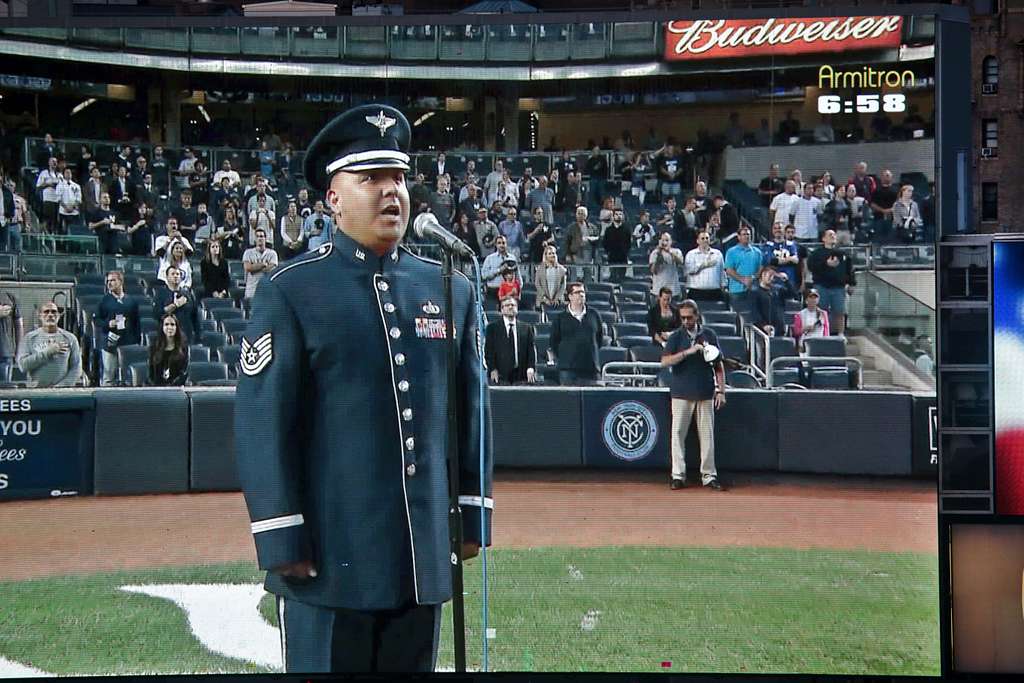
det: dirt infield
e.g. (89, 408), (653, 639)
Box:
(0, 470), (937, 582)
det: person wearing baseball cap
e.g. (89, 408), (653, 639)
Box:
(235, 104), (492, 674)
(793, 287), (831, 352)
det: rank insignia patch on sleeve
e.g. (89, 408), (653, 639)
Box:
(240, 332), (273, 376)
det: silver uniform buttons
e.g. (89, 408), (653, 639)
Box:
(384, 303), (396, 313)
(403, 408), (413, 421)
(405, 437), (415, 450)
(398, 380), (410, 392)
(406, 463), (417, 476)
(394, 353), (406, 366)
(390, 327), (401, 339)
(377, 280), (389, 292)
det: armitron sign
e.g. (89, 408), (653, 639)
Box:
(664, 16), (904, 61)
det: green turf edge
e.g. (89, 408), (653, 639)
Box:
(0, 546), (940, 675)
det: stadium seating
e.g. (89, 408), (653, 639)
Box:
(629, 345), (663, 363)
(116, 345), (150, 384)
(129, 362), (150, 387)
(717, 336), (748, 363)
(702, 311), (738, 327)
(189, 345), (211, 363)
(517, 310), (541, 324)
(804, 337), (847, 358)
(808, 367), (853, 390)
(209, 308), (245, 324)
(201, 319), (218, 334)
(769, 337), (798, 359)
(613, 322), (648, 340)
(140, 318), (159, 338)
(622, 311), (647, 324)
(217, 347), (241, 378)
(617, 335), (651, 349)
(598, 346), (629, 368)
(771, 365), (803, 388)
(707, 322), (737, 338)
(75, 284), (105, 298)
(220, 318), (248, 339)
(727, 370), (762, 389)
(201, 331), (228, 350)
(201, 298), (236, 316)
(534, 334), (550, 360)
(187, 361), (230, 385)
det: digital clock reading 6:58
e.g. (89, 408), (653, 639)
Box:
(817, 93), (906, 114)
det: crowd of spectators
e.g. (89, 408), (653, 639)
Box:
(0, 124), (935, 388)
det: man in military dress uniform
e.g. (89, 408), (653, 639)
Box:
(234, 104), (492, 673)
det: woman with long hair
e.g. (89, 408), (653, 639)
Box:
(892, 184), (923, 244)
(148, 313), (190, 386)
(215, 204), (246, 260)
(159, 240), (193, 289)
(647, 286), (681, 345)
(201, 238), (231, 299)
(534, 244), (567, 310)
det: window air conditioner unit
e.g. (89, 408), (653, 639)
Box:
(981, 147), (997, 158)
(982, 83), (998, 95)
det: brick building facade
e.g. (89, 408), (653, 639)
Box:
(972, 0), (1024, 232)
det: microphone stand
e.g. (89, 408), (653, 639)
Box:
(442, 248), (468, 673)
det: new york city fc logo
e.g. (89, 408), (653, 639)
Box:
(602, 401), (658, 462)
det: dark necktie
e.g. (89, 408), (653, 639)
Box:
(507, 323), (518, 368)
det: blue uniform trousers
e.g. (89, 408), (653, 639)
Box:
(277, 596), (442, 673)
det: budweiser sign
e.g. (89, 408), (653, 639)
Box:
(664, 16), (903, 61)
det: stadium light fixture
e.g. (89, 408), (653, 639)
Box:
(71, 98), (97, 116)
(413, 112), (435, 127)
(198, 105), (212, 123)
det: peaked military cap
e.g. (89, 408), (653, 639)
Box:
(303, 103), (411, 191)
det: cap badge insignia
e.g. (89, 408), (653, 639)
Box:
(366, 110), (397, 138)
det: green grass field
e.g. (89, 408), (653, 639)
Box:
(0, 546), (939, 676)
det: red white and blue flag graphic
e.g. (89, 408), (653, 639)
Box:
(994, 241), (1024, 513)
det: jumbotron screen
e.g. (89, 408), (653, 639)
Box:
(0, 11), (940, 678)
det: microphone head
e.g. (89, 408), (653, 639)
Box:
(413, 211), (436, 240)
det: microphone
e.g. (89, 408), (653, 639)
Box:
(413, 212), (476, 259)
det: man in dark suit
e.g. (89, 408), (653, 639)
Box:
(426, 151), (447, 184)
(485, 295), (536, 385)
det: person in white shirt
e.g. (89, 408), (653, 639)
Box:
(683, 230), (725, 300)
(212, 159), (241, 189)
(57, 168), (83, 234)
(483, 160), (504, 207)
(176, 148), (197, 190)
(769, 179), (800, 230)
(242, 228), (279, 299)
(154, 217), (195, 260)
(158, 239), (194, 290)
(36, 157), (62, 234)
(480, 235), (518, 302)
(792, 181), (824, 240)
(248, 194), (277, 248)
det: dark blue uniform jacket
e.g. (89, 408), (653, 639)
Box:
(235, 230), (492, 611)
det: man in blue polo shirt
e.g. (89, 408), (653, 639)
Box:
(723, 225), (762, 314)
